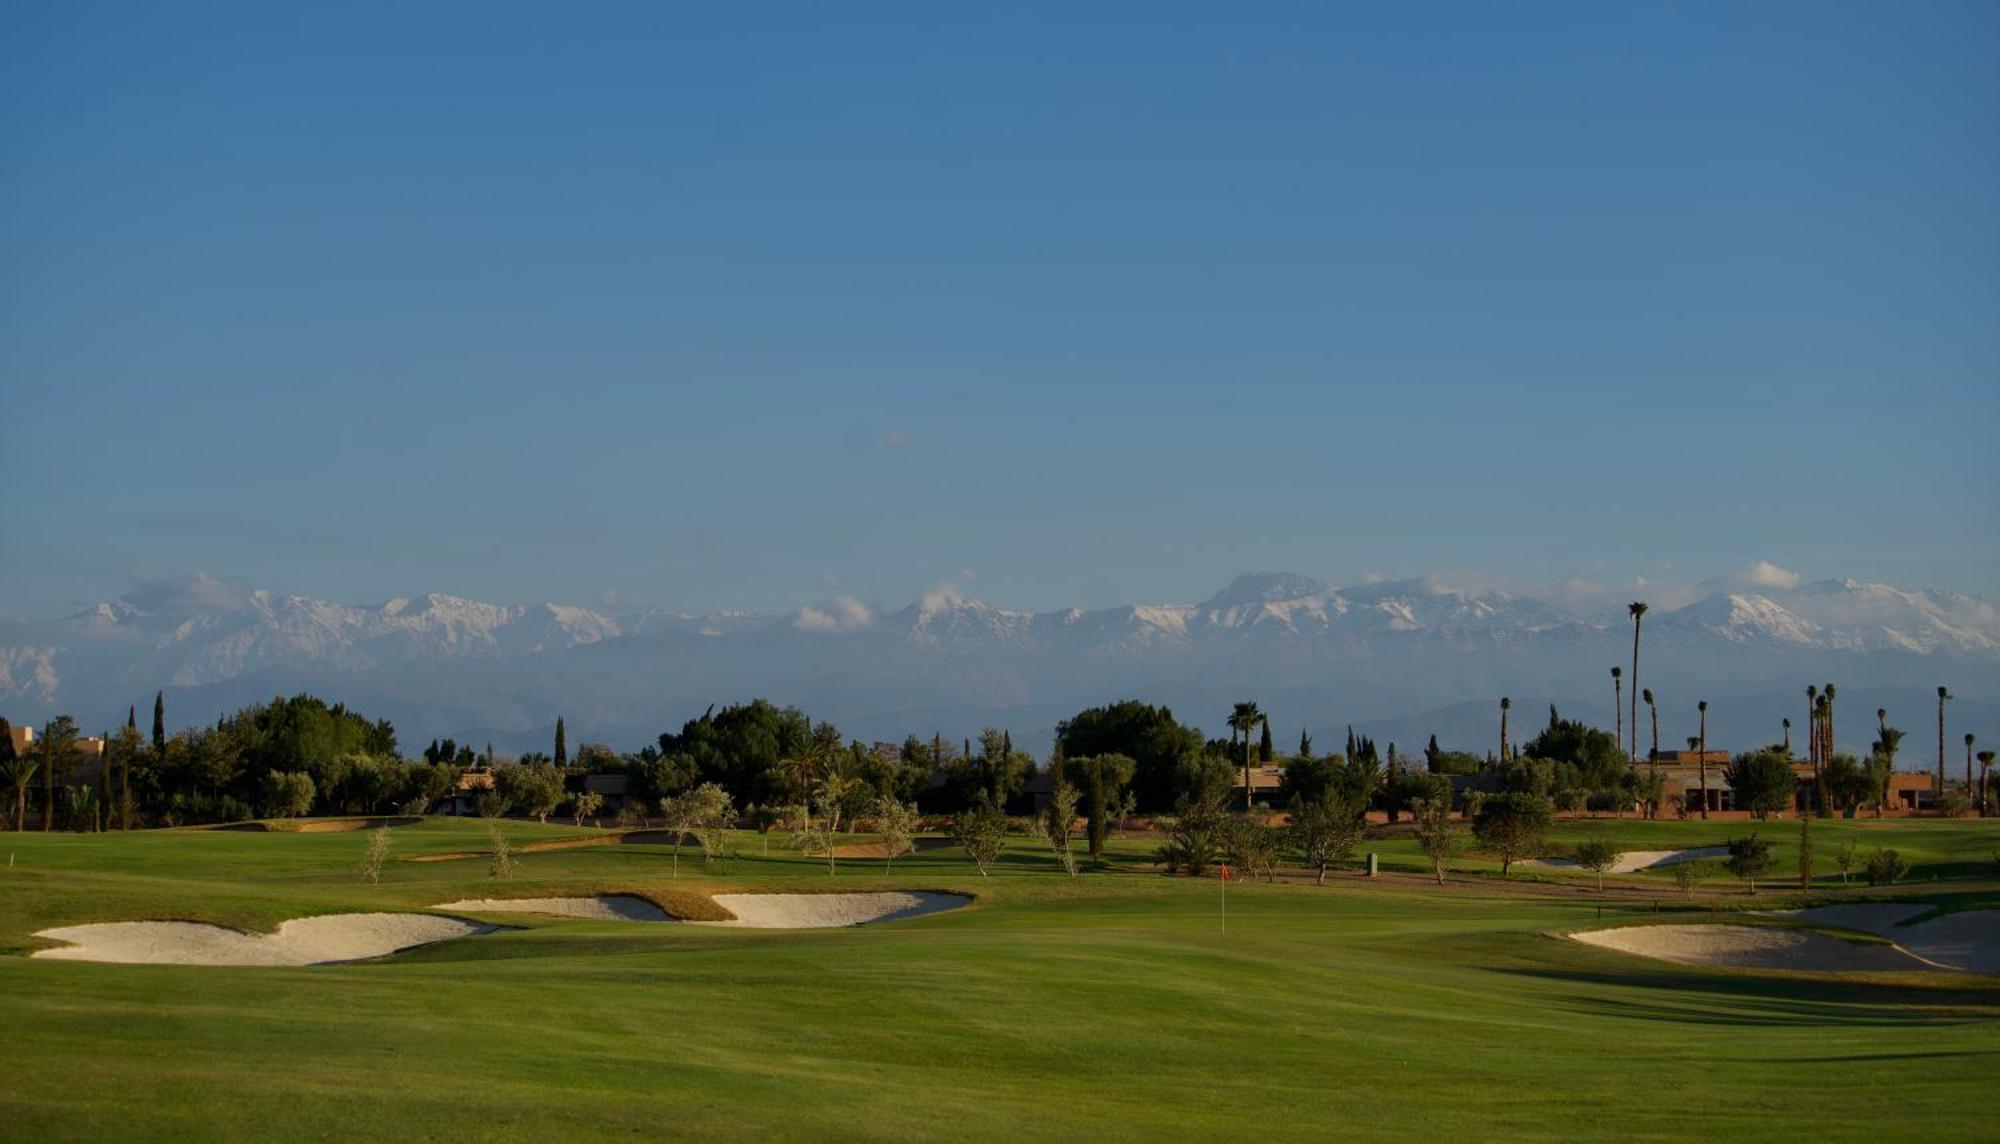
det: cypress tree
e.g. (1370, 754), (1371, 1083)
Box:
(554, 717), (567, 766)
(1298, 728), (1313, 759)
(151, 691), (166, 755)
(1258, 720), (1273, 763)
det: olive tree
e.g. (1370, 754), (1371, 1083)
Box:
(1037, 776), (1081, 877)
(952, 795), (1009, 876)
(1473, 792), (1552, 876)
(1725, 834), (1772, 894)
(1572, 838), (1623, 891)
(876, 795), (919, 871)
(1290, 794), (1364, 885)
(1412, 796), (1461, 885)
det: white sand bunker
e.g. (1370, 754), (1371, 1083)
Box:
(703, 892), (969, 929)
(1572, 924), (1929, 972)
(432, 895), (672, 922)
(1776, 905), (2000, 975)
(1531, 847), (1728, 874)
(33, 913), (490, 966)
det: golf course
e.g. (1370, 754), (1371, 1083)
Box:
(3, 814), (1995, 1141)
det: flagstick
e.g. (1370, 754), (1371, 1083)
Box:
(1221, 863), (1227, 936)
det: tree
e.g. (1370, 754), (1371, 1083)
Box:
(1626, 601), (1649, 760)
(1298, 729), (1312, 759)
(487, 824), (514, 879)
(1821, 753), (1871, 818)
(1695, 701), (1710, 820)
(1725, 834), (1771, 894)
(1221, 811), (1283, 883)
(0, 720), (32, 832)
(1834, 839), (1858, 885)
(1227, 702), (1263, 810)
(152, 691), (166, 756)
(572, 790), (604, 827)
(260, 770), (315, 818)
(1037, 775), (1081, 876)
(1572, 838), (1622, 891)
(1978, 750), (1996, 818)
(1670, 860), (1701, 898)
(1290, 794), (1364, 885)
(1258, 718), (1274, 764)
(1062, 753), (1136, 859)
(1610, 666), (1623, 756)
(1412, 796), (1461, 885)
(1864, 848), (1909, 886)
(951, 795), (1008, 876)
(657, 785), (728, 876)
(1934, 685), (1949, 795)
(1724, 750), (1798, 819)
(1965, 732), (1977, 805)
(554, 716), (567, 768)
(493, 764), (564, 824)
(1473, 792), (1551, 876)
(1157, 790), (1227, 877)
(812, 772), (853, 875)
(1498, 697), (1511, 763)
(877, 796), (918, 871)
(38, 717), (79, 832)
(1055, 701), (1209, 812)
(1868, 724), (1905, 818)
(361, 825), (392, 884)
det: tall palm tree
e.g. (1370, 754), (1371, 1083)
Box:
(1872, 725), (1904, 818)
(1499, 697), (1512, 764)
(1966, 732), (1977, 803)
(0, 750), (36, 832)
(1823, 683), (1837, 773)
(1685, 736), (1701, 815)
(1610, 667), (1623, 757)
(1936, 686), (1951, 796)
(1642, 688), (1660, 819)
(1696, 700), (1709, 820)
(1626, 602), (1649, 760)
(1782, 717), (1791, 755)
(1978, 750), (1995, 819)
(1806, 686), (1819, 772)
(1228, 701), (1262, 811)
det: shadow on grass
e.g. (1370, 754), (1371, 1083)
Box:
(1496, 966), (2000, 1028)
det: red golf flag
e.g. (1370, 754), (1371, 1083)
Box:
(1219, 863), (1232, 882)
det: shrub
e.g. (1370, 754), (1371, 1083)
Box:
(1864, 848), (1909, 886)
(1725, 834), (1772, 894)
(1473, 792), (1553, 876)
(1572, 838), (1623, 891)
(1157, 791), (1227, 877)
(360, 825), (391, 884)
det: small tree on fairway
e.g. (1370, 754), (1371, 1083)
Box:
(658, 789), (705, 876)
(1412, 796), (1461, 885)
(813, 773), (853, 875)
(952, 795), (1008, 876)
(745, 804), (784, 854)
(685, 783), (735, 869)
(1157, 790), (1227, 877)
(571, 790), (604, 826)
(1221, 810), (1283, 883)
(487, 824), (514, 879)
(1038, 776), (1081, 876)
(1671, 859), (1704, 898)
(361, 825), (392, 884)
(1290, 794), (1364, 885)
(1572, 838), (1623, 891)
(1864, 848), (1909, 886)
(877, 796), (919, 871)
(1834, 839), (1858, 885)
(1474, 792), (1552, 876)
(1725, 834), (1771, 894)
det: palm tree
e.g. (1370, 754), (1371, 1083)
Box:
(1872, 725), (1904, 818)
(1782, 717), (1791, 755)
(1823, 683), (1837, 772)
(1610, 667), (1623, 757)
(1936, 686), (1950, 796)
(1965, 732), (1977, 803)
(1626, 602), (1649, 760)
(1228, 701), (1262, 810)
(1978, 750), (1995, 818)
(1696, 700), (1709, 820)
(1, 750), (36, 832)
(1499, 697), (1512, 764)
(1643, 688), (1660, 817)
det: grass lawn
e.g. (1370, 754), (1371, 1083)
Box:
(2, 816), (1997, 1141)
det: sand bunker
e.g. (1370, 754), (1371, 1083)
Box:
(33, 913), (490, 966)
(702, 892), (968, 929)
(1572, 924), (1927, 972)
(432, 895), (672, 922)
(1778, 905), (2000, 975)
(1531, 847), (1728, 874)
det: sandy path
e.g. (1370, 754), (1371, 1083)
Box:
(33, 913), (490, 966)
(1530, 847), (1728, 874)
(432, 895), (673, 922)
(701, 892), (969, 929)
(1571, 924), (1928, 972)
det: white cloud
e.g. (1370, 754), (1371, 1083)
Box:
(1713, 560), (1803, 593)
(122, 573), (255, 614)
(793, 596), (876, 632)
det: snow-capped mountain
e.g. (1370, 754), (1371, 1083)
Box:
(2, 572), (1993, 755)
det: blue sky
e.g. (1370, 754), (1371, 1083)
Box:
(3, 2), (1995, 617)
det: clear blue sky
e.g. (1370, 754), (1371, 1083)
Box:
(4, 2), (1996, 617)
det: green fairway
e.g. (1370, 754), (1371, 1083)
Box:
(2, 817), (1997, 1142)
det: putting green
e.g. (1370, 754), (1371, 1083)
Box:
(1, 816), (1995, 1142)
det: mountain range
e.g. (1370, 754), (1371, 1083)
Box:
(4, 572), (1996, 761)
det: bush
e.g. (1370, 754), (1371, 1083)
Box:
(1864, 848), (1909, 886)
(1725, 834), (1772, 894)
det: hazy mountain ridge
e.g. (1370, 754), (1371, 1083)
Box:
(2, 571), (1994, 754)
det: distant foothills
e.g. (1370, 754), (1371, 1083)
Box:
(1, 570), (1995, 764)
